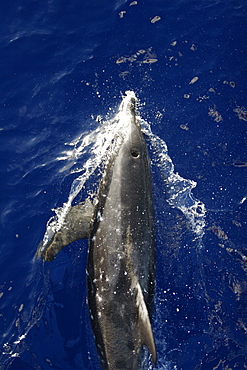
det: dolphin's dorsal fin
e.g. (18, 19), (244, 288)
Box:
(135, 281), (157, 365)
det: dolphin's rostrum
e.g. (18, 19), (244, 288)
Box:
(36, 92), (156, 369)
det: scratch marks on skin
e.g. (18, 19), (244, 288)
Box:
(124, 225), (135, 275)
(93, 226), (136, 318)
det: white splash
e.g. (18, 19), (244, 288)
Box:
(141, 120), (206, 237)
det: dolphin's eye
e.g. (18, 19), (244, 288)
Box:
(131, 148), (140, 158)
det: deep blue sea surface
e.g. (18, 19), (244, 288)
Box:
(0, 1), (247, 369)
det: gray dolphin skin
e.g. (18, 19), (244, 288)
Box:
(36, 93), (156, 369)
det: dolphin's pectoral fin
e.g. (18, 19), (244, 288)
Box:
(135, 281), (157, 365)
(36, 198), (94, 262)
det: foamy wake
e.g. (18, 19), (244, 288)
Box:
(41, 90), (205, 251)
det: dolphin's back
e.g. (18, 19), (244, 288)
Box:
(87, 98), (156, 369)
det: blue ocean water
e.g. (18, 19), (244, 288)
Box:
(0, 0), (246, 369)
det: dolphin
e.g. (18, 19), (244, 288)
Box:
(36, 93), (156, 369)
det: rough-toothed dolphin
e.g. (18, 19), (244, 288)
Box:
(36, 92), (156, 369)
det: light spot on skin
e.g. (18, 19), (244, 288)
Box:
(97, 211), (104, 221)
(96, 293), (103, 302)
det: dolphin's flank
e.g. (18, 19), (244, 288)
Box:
(36, 92), (156, 369)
